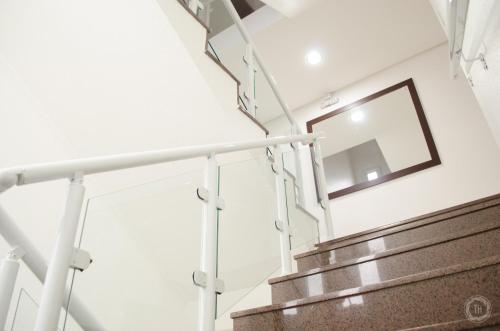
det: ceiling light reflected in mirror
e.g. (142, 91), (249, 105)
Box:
(350, 110), (365, 122)
(366, 171), (379, 181)
(307, 79), (441, 199)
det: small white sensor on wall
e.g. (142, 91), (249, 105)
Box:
(320, 93), (340, 109)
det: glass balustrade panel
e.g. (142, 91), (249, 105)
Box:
(216, 149), (280, 319)
(63, 170), (203, 331)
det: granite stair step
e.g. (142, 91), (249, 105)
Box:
(316, 193), (500, 249)
(399, 314), (500, 330)
(269, 220), (500, 303)
(295, 198), (500, 272)
(231, 256), (500, 331)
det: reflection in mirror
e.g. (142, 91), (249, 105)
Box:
(307, 79), (440, 199)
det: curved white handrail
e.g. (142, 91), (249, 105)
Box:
(0, 133), (322, 192)
(219, 0), (301, 133)
(0, 132), (327, 331)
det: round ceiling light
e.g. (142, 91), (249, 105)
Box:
(305, 50), (322, 66)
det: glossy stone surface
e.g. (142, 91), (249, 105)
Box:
(316, 193), (500, 249)
(232, 257), (500, 331)
(401, 314), (500, 330)
(271, 224), (500, 303)
(296, 203), (500, 271)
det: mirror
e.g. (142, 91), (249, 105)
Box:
(307, 79), (440, 199)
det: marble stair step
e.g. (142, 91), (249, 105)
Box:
(231, 256), (500, 331)
(270, 221), (500, 303)
(295, 201), (500, 272)
(399, 313), (500, 330)
(316, 193), (500, 249)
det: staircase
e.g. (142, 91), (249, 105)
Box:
(231, 194), (500, 330)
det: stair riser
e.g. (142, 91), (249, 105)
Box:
(297, 205), (500, 271)
(234, 264), (500, 331)
(316, 194), (500, 249)
(273, 227), (500, 303)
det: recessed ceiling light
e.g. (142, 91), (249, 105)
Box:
(305, 50), (322, 65)
(350, 110), (365, 122)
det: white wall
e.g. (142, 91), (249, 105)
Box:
(156, 0), (251, 127)
(267, 44), (500, 238)
(460, 1), (500, 149)
(0, 0), (264, 328)
(429, 0), (500, 150)
(323, 150), (354, 191)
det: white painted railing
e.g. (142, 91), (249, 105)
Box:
(185, 0), (333, 238)
(0, 133), (333, 331)
(447, 0), (469, 78)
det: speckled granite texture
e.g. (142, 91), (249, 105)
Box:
(316, 193), (500, 249)
(231, 196), (500, 330)
(232, 257), (500, 331)
(296, 204), (500, 271)
(400, 313), (500, 330)
(271, 224), (500, 303)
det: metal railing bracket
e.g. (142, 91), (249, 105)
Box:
(70, 248), (92, 272)
(196, 187), (225, 210)
(192, 271), (225, 294)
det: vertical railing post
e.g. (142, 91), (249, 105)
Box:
(34, 174), (85, 331)
(312, 140), (334, 240)
(198, 154), (218, 331)
(244, 44), (257, 117)
(219, 0), (301, 131)
(203, 0), (214, 27)
(188, 0), (198, 13)
(188, 0), (204, 16)
(290, 126), (305, 206)
(291, 143), (305, 204)
(0, 247), (24, 329)
(273, 145), (292, 275)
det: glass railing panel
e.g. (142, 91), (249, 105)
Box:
(216, 149), (280, 318)
(253, 58), (284, 124)
(284, 171), (319, 251)
(63, 170), (203, 331)
(11, 289), (38, 331)
(185, 0), (287, 124)
(282, 147), (297, 176)
(206, 0), (251, 115)
(10, 288), (72, 331)
(281, 149), (320, 251)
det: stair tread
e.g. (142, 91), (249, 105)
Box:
(313, 193), (500, 251)
(295, 197), (500, 261)
(269, 220), (500, 285)
(231, 255), (500, 319)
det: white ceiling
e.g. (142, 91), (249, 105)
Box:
(249, 0), (447, 117)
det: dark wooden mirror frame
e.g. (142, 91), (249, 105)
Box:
(307, 78), (441, 199)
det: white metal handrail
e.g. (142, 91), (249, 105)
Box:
(0, 133), (333, 331)
(448, 0), (469, 78)
(190, 0), (329, 227)
(218, 0), (300, 133)
(0, 134), (319, 191)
